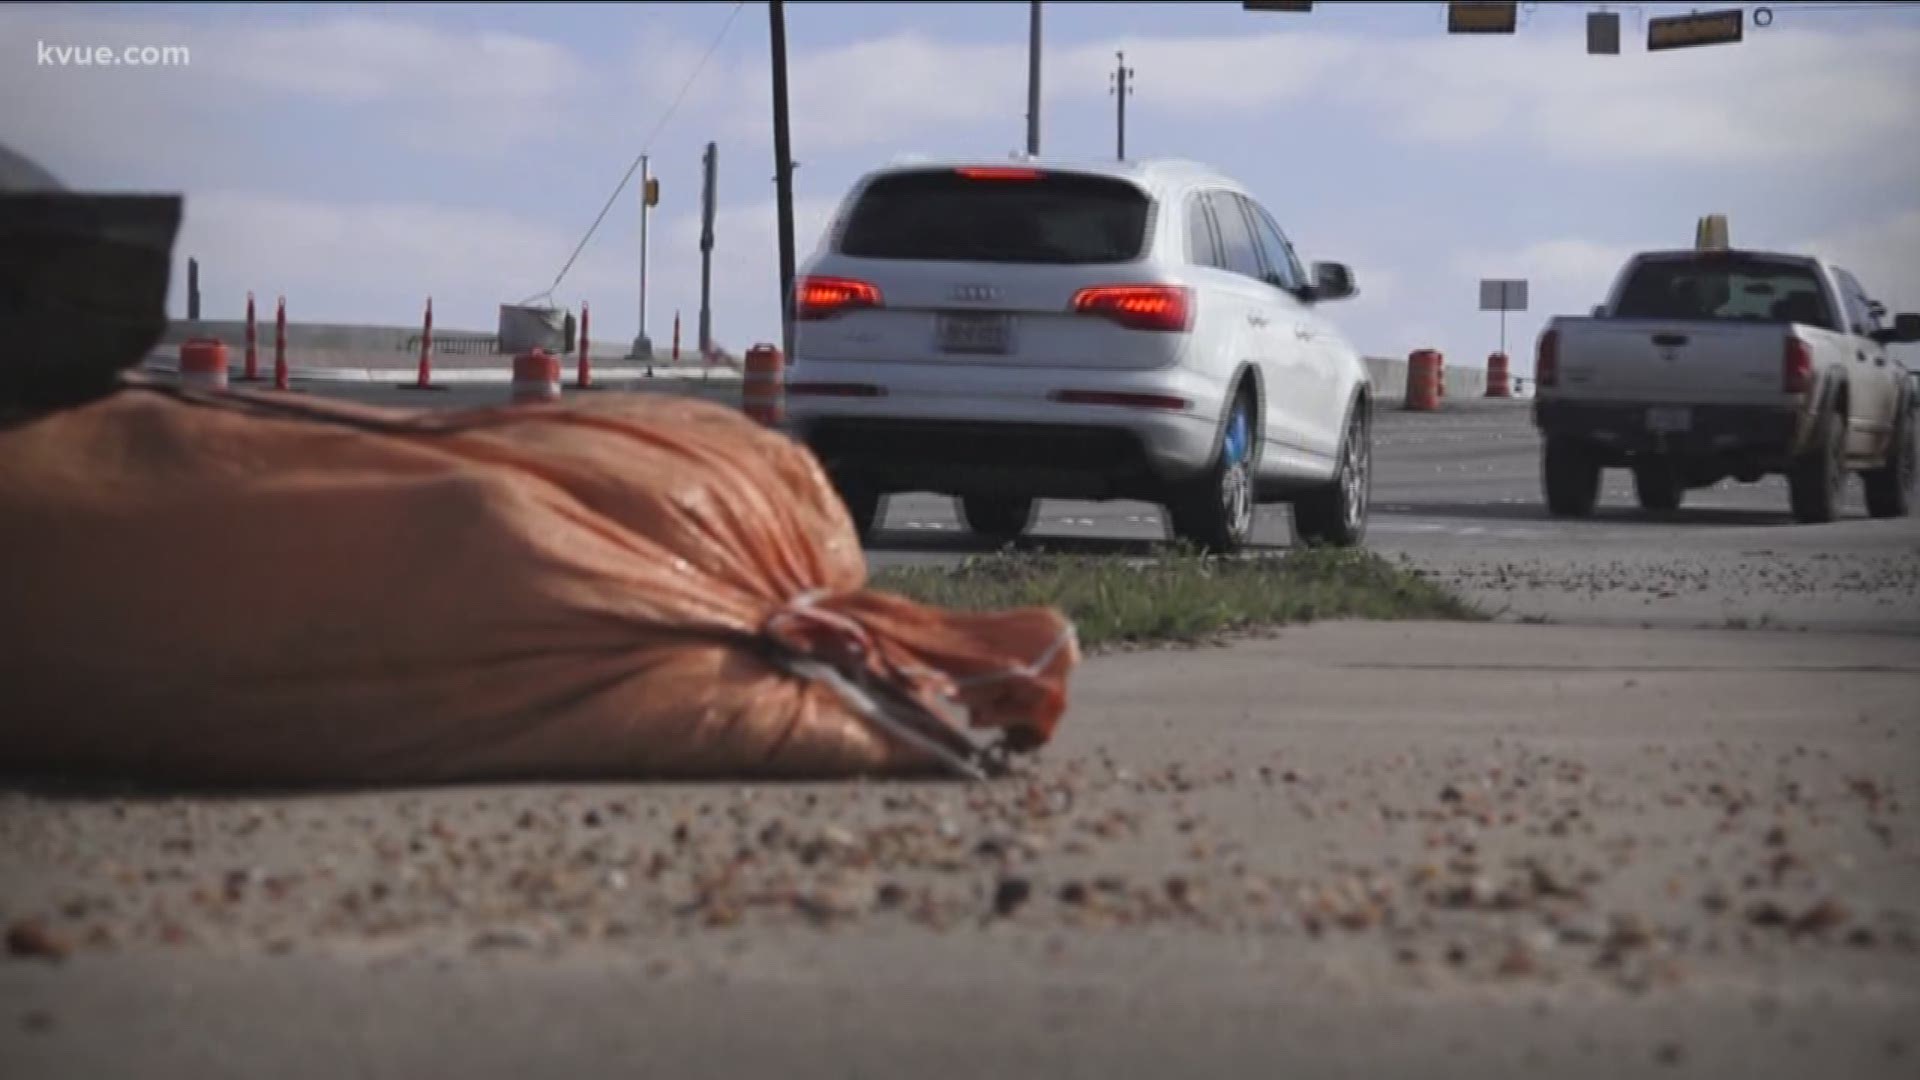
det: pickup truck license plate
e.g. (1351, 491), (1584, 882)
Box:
(1646, 406), (1692, 434)
(937, 313), (1012, 355)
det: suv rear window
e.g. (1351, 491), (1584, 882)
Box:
(1612, 255), (1838, 330)
(837, 170), (1150, 264)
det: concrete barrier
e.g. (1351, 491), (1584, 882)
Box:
(1364, 355), (1490, 404)
(161, 319), (735, 366)
(163, 319), (497, 357)
(1364, 356), (1408, 402)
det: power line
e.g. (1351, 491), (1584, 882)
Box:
(522, 1), (747, 306)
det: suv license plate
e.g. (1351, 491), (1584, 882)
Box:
(938, 313), (1011, 355)
(1646, 406), (1692, 433)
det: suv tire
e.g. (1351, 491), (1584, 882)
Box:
(1293, 404), (1371, 548)
(1170, 391), (1257, 553)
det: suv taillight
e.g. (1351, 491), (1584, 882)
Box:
(1070, 285), (1192, 332)
(1783, 337), (1814, 394)
(1536, 328), (1559, 389)
(796, 276), (882, 321)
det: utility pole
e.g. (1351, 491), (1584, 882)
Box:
(770, 0), (797, 360)
(633, 154), (653, 359)
(699, 141), (717, 363)
(1110, 51), (1134, 161)
(1025, 0), (1042, 155)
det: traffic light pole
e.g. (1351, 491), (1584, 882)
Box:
(634, 154), (653, 359)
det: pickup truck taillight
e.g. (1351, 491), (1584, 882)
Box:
(1536, 329), (1559, 389)
(1783, 338), (1814, 394)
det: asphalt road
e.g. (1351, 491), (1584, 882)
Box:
(11, 376), (1909, 1080)
(271, 377), (1920, 634)
(5, 622), (1917, 1080)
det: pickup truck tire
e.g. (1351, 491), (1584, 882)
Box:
(1788, 407), (1846, 525)
(961, 495), (1037, 543)
(834, 479), (885, 541)
(1633, 460), (1685, 513)
(1543, 437), (1601, 518)
(1863, 406), (1914, 519)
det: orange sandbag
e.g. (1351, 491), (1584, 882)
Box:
(0, 379), (1078, 785)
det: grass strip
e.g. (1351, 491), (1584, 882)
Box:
(871, 546), (1481, 654)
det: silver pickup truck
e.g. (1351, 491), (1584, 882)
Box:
(1533, 248), (1918, 524)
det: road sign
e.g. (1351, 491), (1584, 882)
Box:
(1448, 2), (1517, 35)
(1695, 214), (1730, 251)
(1587, 11), (1621, 55)
(1479, 279), (1529, 313)
(1480, 279), (1528, 357)
(1648, 8), (1744, 51)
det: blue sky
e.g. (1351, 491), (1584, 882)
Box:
(7, 1), (1919, 372)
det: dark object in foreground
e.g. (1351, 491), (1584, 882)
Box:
(0, 143), (181, 419)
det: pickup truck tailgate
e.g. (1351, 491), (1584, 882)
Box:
(1559, 320), (1784, 403)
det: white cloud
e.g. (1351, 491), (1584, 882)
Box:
(163, 185), (845, 352)
(0, 7), (590, 175)
(718, 35), (1026, 153)
(1357, 28), (1920, 171)
(172, 191), (631, 332)
(686, 24), (1920, 167)
(1053, 34), (1361, 113)
(1800, 209), (1920, 315)
(1454, 238), (1638, 302)
(667, 195), (844, 265)
(707, 29), (1362, 158)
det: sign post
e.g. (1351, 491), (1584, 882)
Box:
(1478, 278), (1530, 358)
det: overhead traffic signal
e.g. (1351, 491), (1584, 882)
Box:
(1448, 2), (1517, 34)
(1648, 8), (1744, 51)
(1587, 11), (1621, 55)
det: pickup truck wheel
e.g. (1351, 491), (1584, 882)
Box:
(1543, 437), (1601, 518)
(1293, 406), (1371, 548)
(961, 496), (1038, 543)
(834, 479), (884, 541)
(1788, 410), (1846, 525)
(1170, 392), (1257, 553)
(1632, 460), (1684, 513)
(1863, 407), (1914, 519)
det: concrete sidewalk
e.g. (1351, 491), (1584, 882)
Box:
(4, 621), (1915, 1079)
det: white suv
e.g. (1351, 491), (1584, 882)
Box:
(785, 157), (1375, 552)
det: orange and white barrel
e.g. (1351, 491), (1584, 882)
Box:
(1404, 349), (1442, 412)
(511, 349), (562, 404)
(743, 343), (785, 425)
(1486, 352), (1511, 398)
(179, 338), (229, 391)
